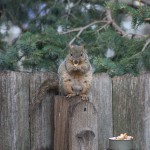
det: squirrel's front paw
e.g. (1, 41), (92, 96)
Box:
(76, 65), (81, 70)
(73, 66), (78, 71)
(80, 94), (89, 101)
(66, 93), (75, 98)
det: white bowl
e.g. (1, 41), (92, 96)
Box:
(109, 138), (133, 150)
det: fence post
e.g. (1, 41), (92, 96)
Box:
(54, 96), (98, 150)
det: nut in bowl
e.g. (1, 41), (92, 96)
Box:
(109, 133), (134, 150)
(112, 133), (134, 140)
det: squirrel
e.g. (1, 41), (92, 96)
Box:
(31, 45), (93, 111)
(58, 45), (93, 99)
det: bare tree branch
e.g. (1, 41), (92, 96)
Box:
(69, 29), (83, 45)
(141, 38), (150, 52)
(66, 0), (82, 21)
(123, 32), (147, 38)
(141, 0), (150, 6)
(68, 20), (108, 45)
(60, 20), (109, 45)
(119, 38), (150, 64)
(60, 27), (82, 34)
(129, 38), (150, 60)
(97, 22), (110, 32)
(105, 9), (148, 39)
(66, 0), (72, 21)
(105, 9), (131, 37)
(61, 8), (149, 45)
(60, 20), (108, 34)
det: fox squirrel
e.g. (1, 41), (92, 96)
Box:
(31, 45), (93, 110)
(58, 45), (93, 99)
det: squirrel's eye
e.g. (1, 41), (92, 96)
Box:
(81, 54), (83, 56)
(70, 54), (72, 56)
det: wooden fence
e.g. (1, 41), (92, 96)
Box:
(0, 71), (150, 150)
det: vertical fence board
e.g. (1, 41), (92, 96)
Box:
(0, 71), (30, 150)
(144, 74), (150, 150)
(113, 75), (135, 135)
(70, 101), (98, 150)
(54, 96), (69, 150)
(113, 73), (150, 150)
(89, 73), (113, 150)
(54, 96), (82, 150)
(30, 72), (55, 150)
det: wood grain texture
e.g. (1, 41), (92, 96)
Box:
(70, 101), (98, 150)
(144, 74), (150, 150)
(112, 73), (150, 150)
(54, 96), (69, 150)
(0, 71), (30, 150)
(89, 73), (113, 150)
(1, 71), (150, 150)
(30, 72), (55, 150)
(54, 96), (82, 150)
(54, 96), (98, 150)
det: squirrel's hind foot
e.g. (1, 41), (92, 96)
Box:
(66, 94), (89, 101)
(66, 93), (76, 98)
(80, 94), (89, 101)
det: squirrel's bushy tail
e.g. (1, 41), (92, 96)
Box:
(30, 73), (59, 113)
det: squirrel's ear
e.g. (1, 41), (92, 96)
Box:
(68, 44), (74, 49)
(80, 44), (84, 49)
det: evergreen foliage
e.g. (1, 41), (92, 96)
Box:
(0, 0), (150, 76)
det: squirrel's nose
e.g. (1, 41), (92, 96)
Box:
(76, 92), (79, 96)
(73, 60), (79, 65)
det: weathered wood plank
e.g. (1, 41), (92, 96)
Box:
(112, 73), (150, 150)
(89, 73), (113, 150)
(30, 72), (55, 150)
(144, 74), (150, 150)
(70, 101), (98, 150)
(54, 96), (82, 150)
(112, 75), (134, 135)
(54, 96), (69, 150)
(0, 71), (30, 150)
(54, 96), (98, 150)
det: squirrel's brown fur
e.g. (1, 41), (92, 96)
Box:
(58, 45), (93, 99)
(31, 45), (93, 111)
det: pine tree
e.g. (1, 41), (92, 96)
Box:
(0, 0), (150, 76)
